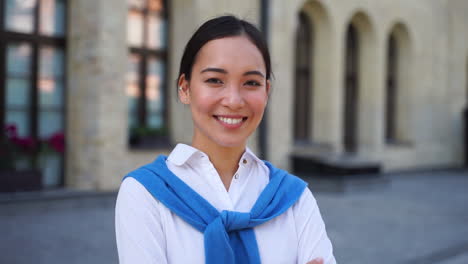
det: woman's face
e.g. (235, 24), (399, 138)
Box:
(179, 35), (270, 150)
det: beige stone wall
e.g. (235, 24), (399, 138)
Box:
(267, 0), (468, 171)
(67, 0), (129, 190)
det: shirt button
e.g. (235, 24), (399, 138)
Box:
(242, 159), (247, 164)
(234, 173), (239, 179)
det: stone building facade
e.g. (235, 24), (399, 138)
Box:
(1, 0), (467, 191)
(267, 0), (468, 172)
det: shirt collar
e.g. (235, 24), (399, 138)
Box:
(167, 144), (202, 166)
(239, 147), (263, 167)
(167, 144), (263, 167)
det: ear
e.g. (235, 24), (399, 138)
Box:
(265, 80), (271, 104)
(178, 74), (190, 104)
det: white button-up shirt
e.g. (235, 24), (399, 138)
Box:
(115, 144), (336, 264)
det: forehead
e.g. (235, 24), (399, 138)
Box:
(193, 36), (266, 73)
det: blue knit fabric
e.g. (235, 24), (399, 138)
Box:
(124, 155), (307, 264)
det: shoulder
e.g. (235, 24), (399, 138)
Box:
(263, 163), (317, 219)
(263, 162), (309, 200)
(118, 176), (152, 199)
(115, 178), (169, 264)
(116, 177), (162, 218)
(291, 186), (325, 231)
(293, 187), (317, 212)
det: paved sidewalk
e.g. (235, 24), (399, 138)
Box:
(0, 193), (118, 264)
(313, 170), (468, 264)
(0, 169), (467, 264)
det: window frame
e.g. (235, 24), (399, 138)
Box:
(0, 0), (68, 187)
(127, 0), (171, 149)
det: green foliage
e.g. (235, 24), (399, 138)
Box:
(130, 126), (168, 138)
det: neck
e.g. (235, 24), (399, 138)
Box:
(192, 138), (245, 191)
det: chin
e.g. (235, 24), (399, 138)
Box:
(214, 137), (248, 149)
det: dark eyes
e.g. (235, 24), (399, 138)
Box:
(204, 78), (261, 87)
(205, 78), (223, 84)
(244, 80), (261, 87)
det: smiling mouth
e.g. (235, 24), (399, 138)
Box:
(214, 115), (248, 125)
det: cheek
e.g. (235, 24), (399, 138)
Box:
(190, 93), (216, 115)
(247, 92), (268, 113)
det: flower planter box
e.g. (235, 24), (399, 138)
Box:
(0, 170), (42, 192)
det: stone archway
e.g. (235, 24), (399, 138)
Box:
(267, 0), (333, 168)
(293, 11), (313, 144)
(293, 0), (333, 146)
(385, 22), (412, 144)
(342, 11), (376, 154)
(343, 23), (359, 153)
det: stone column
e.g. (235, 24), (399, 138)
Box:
(267, 0), (301, 170)
(66, 0), (127, 190)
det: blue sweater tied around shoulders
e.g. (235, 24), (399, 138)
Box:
(124, 155), (307, 264)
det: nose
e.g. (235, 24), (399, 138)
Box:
(222, 85), (245, 109)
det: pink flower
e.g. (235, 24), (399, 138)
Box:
(48, 132), (65, 153)
(11, 136), (37, 153)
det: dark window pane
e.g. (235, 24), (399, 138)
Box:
(127, 9), (144, 47)
(148, 114), (162, 129)
(39, 0), (66, 36)
(41, 153), (61, 187)
(38, 110), (63, 138)
(146, 58), (164, 129)
(4, 0), (37, 33)
(126, 54), (141, 128)
(5, 110), (29, 137)
(294, 12), (312, 142)
(6, 78), (30, 107)
(5, 43), (32, 137)
(39, 47), (65, 108)
(6, 43), (32, 76)
(147, 12), (166, 49)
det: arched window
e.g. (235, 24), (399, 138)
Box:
(0, 0), (68, 189)
(343, 23), (359, 153)
(385, 23), (412, 145)
(126, 0), (168, 147)
(385, 33), (398, 142)
(294, 11), (312, 144)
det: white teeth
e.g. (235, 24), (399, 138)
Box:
(217, 116), (243, 125)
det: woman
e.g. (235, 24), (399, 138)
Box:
(115, 15), (336, 264)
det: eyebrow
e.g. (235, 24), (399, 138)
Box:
(200, 68), (265, 78)
(243, 70), (265, 78)
(200, 67), (227, 74)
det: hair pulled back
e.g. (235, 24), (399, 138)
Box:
(178, 15), (271, 84)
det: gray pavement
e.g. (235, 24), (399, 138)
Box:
(313, 170), (468, 264)
(0, 169), (467, 264)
